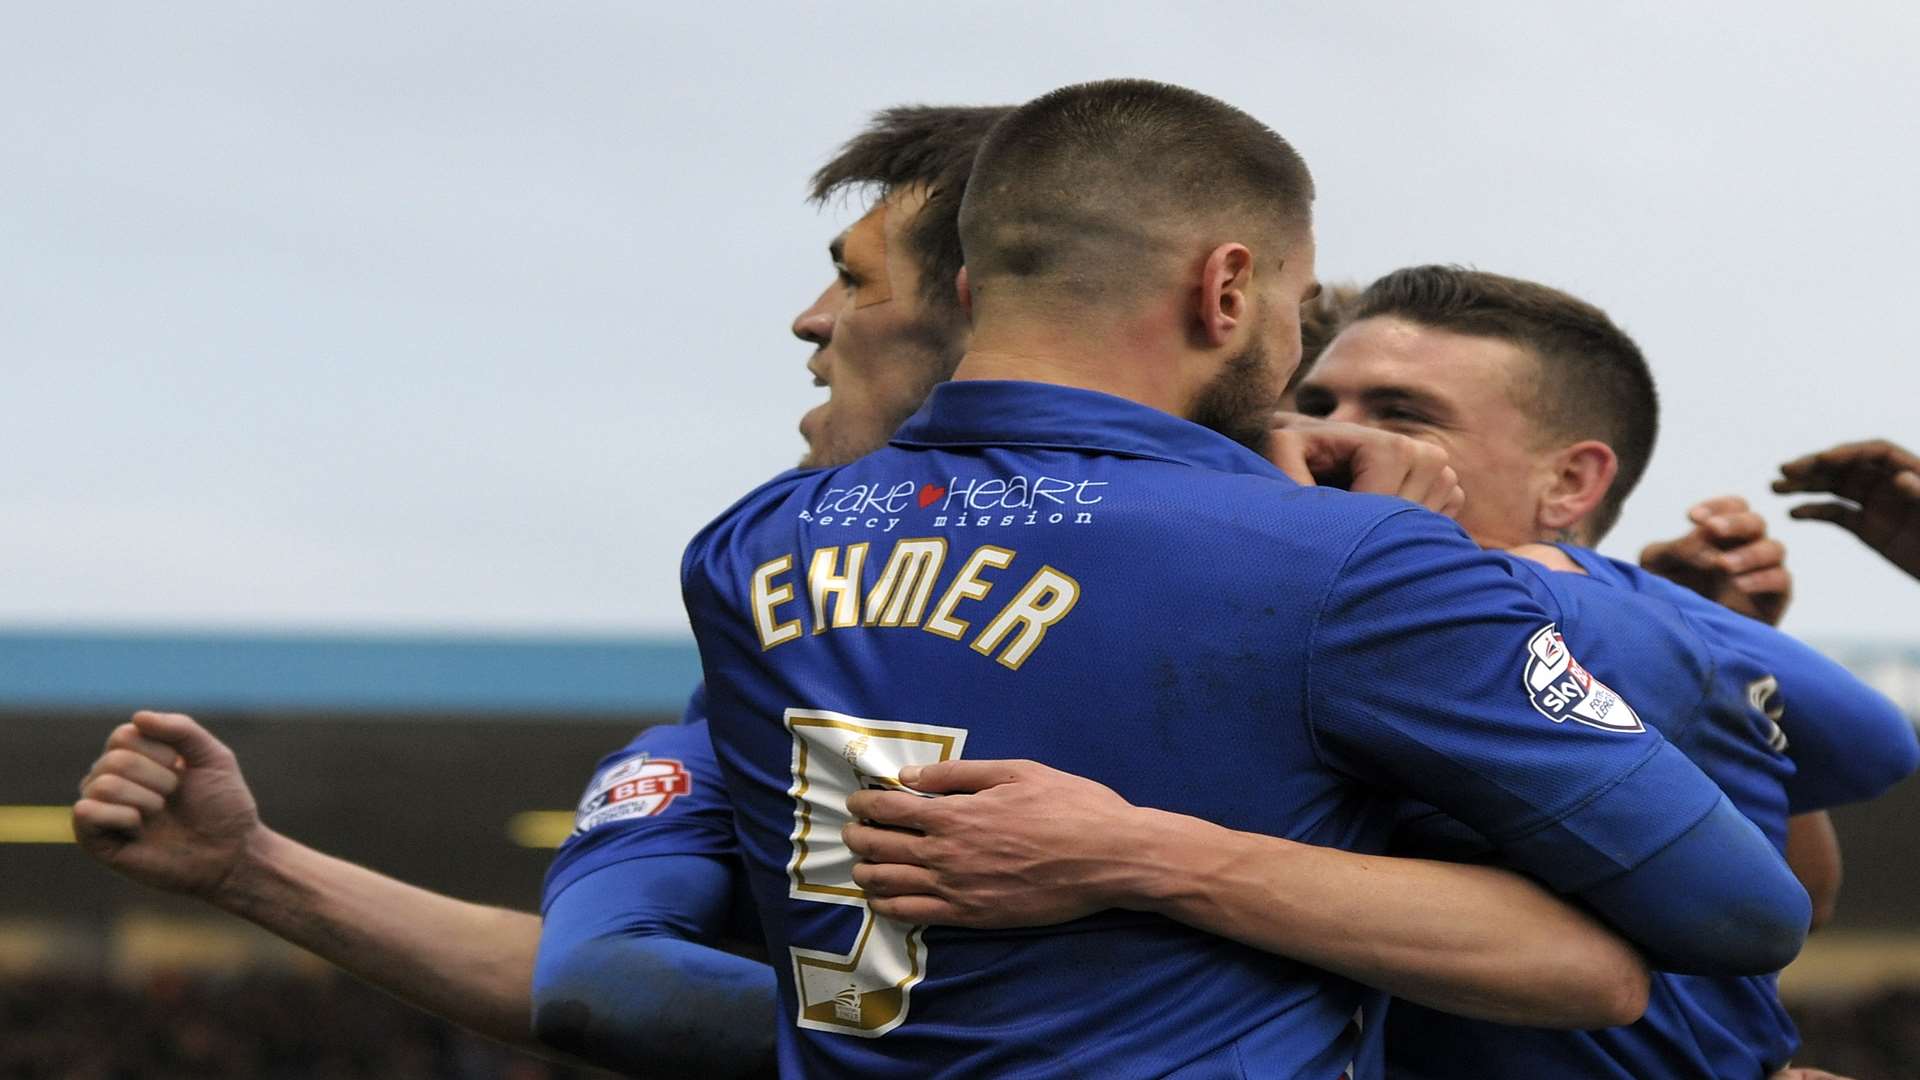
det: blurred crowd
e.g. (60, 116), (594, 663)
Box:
(1789, 987), (1920, 1080)
(0, 972), (603, 1080)
(5, 970), (1920, 1079)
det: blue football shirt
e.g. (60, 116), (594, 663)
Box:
(540, 689), (749, 931)
(682, 381), (1738, 1080)
(1385, 555), (1804, 1078)
(1560, 544), (1918, 813)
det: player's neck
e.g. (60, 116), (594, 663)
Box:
(952, 322), (1202, 419)
(1481, 523), (1592, 558)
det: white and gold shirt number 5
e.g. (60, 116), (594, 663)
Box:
(784, 708), (968, 1038)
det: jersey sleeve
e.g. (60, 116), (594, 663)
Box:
(1589, 558), (1919, 810)
(1303, 509), (1727, 894)
(540, 708), (737, 914)
(533, 854), (777, 1074)
(1715, 612), (1918, 811)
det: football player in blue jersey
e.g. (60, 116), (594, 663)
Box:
(535, 107), (1671, 1072)
(1290, 265), (1918, 808)
(848, 264), (1909, 1078)
(1292, 265), (1919, 1079)
(682, 80), (1810, 1078)
(70, 103), (1649, 1079)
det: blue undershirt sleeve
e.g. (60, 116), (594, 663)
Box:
(533, 853), (779, 1078)
(1576, 794), (1810, 975)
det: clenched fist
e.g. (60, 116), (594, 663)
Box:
(1268, 412), (1467, 517)
(72, 711), (263, 901)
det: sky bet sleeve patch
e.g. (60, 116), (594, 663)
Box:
(573, 752), (693, 833)
(1524, 624), (1645, 733)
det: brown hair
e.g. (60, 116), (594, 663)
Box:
(809, 105), (1012, 324)
(1354, 265), (1658, 539)
(1290, 282), (1362, 394)
(958, 79), (1314, 308)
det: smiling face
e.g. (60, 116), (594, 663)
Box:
(1293, 314), (1557, 548)
(790, 186), (964, 468)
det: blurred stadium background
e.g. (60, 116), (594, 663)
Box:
(3, 631), (1918, 1077)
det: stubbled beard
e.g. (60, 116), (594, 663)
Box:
(1189, 336), (1278, 455)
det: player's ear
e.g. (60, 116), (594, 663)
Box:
(1538, 440), (1618, 539)
(1197, 243), (1254, 347)
(955, 265), (972, 320)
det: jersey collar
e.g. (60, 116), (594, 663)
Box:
(1554, 543), (1611, 576)
(889, 380), (1284, 477)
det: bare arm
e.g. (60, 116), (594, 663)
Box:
(1115, 808), (1646, 1028)
(1787, 811), (1842, 932)
(844, 760), (1648, 1029)
(217, 829), (545, 1047)
(73, 711), (546, 1052)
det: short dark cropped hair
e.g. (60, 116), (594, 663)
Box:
(1354, 265), (1659, 539)
(958, 79), (1314, 305)
(1291, 282), (1362, 393)
(809, 105), (1012, 323)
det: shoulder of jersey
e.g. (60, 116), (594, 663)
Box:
(1204, 474), (1431, 529)
(1494, 549), (1570, 605)
(683, 466), (835, 577)
(1594, 556), (1760, 633)
(699, 467), (826, 532)
(573, 722), (715, 833)
(1572, 548), (1667, 593)
(1509, 549), (1685, 624)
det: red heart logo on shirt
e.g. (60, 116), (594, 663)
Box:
(917, 483), (946, 508)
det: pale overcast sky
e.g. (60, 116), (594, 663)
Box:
(2, 2), (1915, 638)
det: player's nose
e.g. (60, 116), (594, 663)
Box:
(1326, 400), (1370, 426)
(792, 283), (838, 348)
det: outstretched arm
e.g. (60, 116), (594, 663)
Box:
(72, 711), (548, 1051)
(845, 759), (1649, 1030)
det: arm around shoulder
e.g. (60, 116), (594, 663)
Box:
(1125, 809), (1650, 1029)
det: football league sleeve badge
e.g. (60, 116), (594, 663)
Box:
(1523, 624), (1645, 733)
(573, 752), (693, 833)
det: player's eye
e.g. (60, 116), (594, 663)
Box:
(1380, 407), (1430, 425)
(1292, 389), (1335, 417)
(836, 265), (859, 289)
